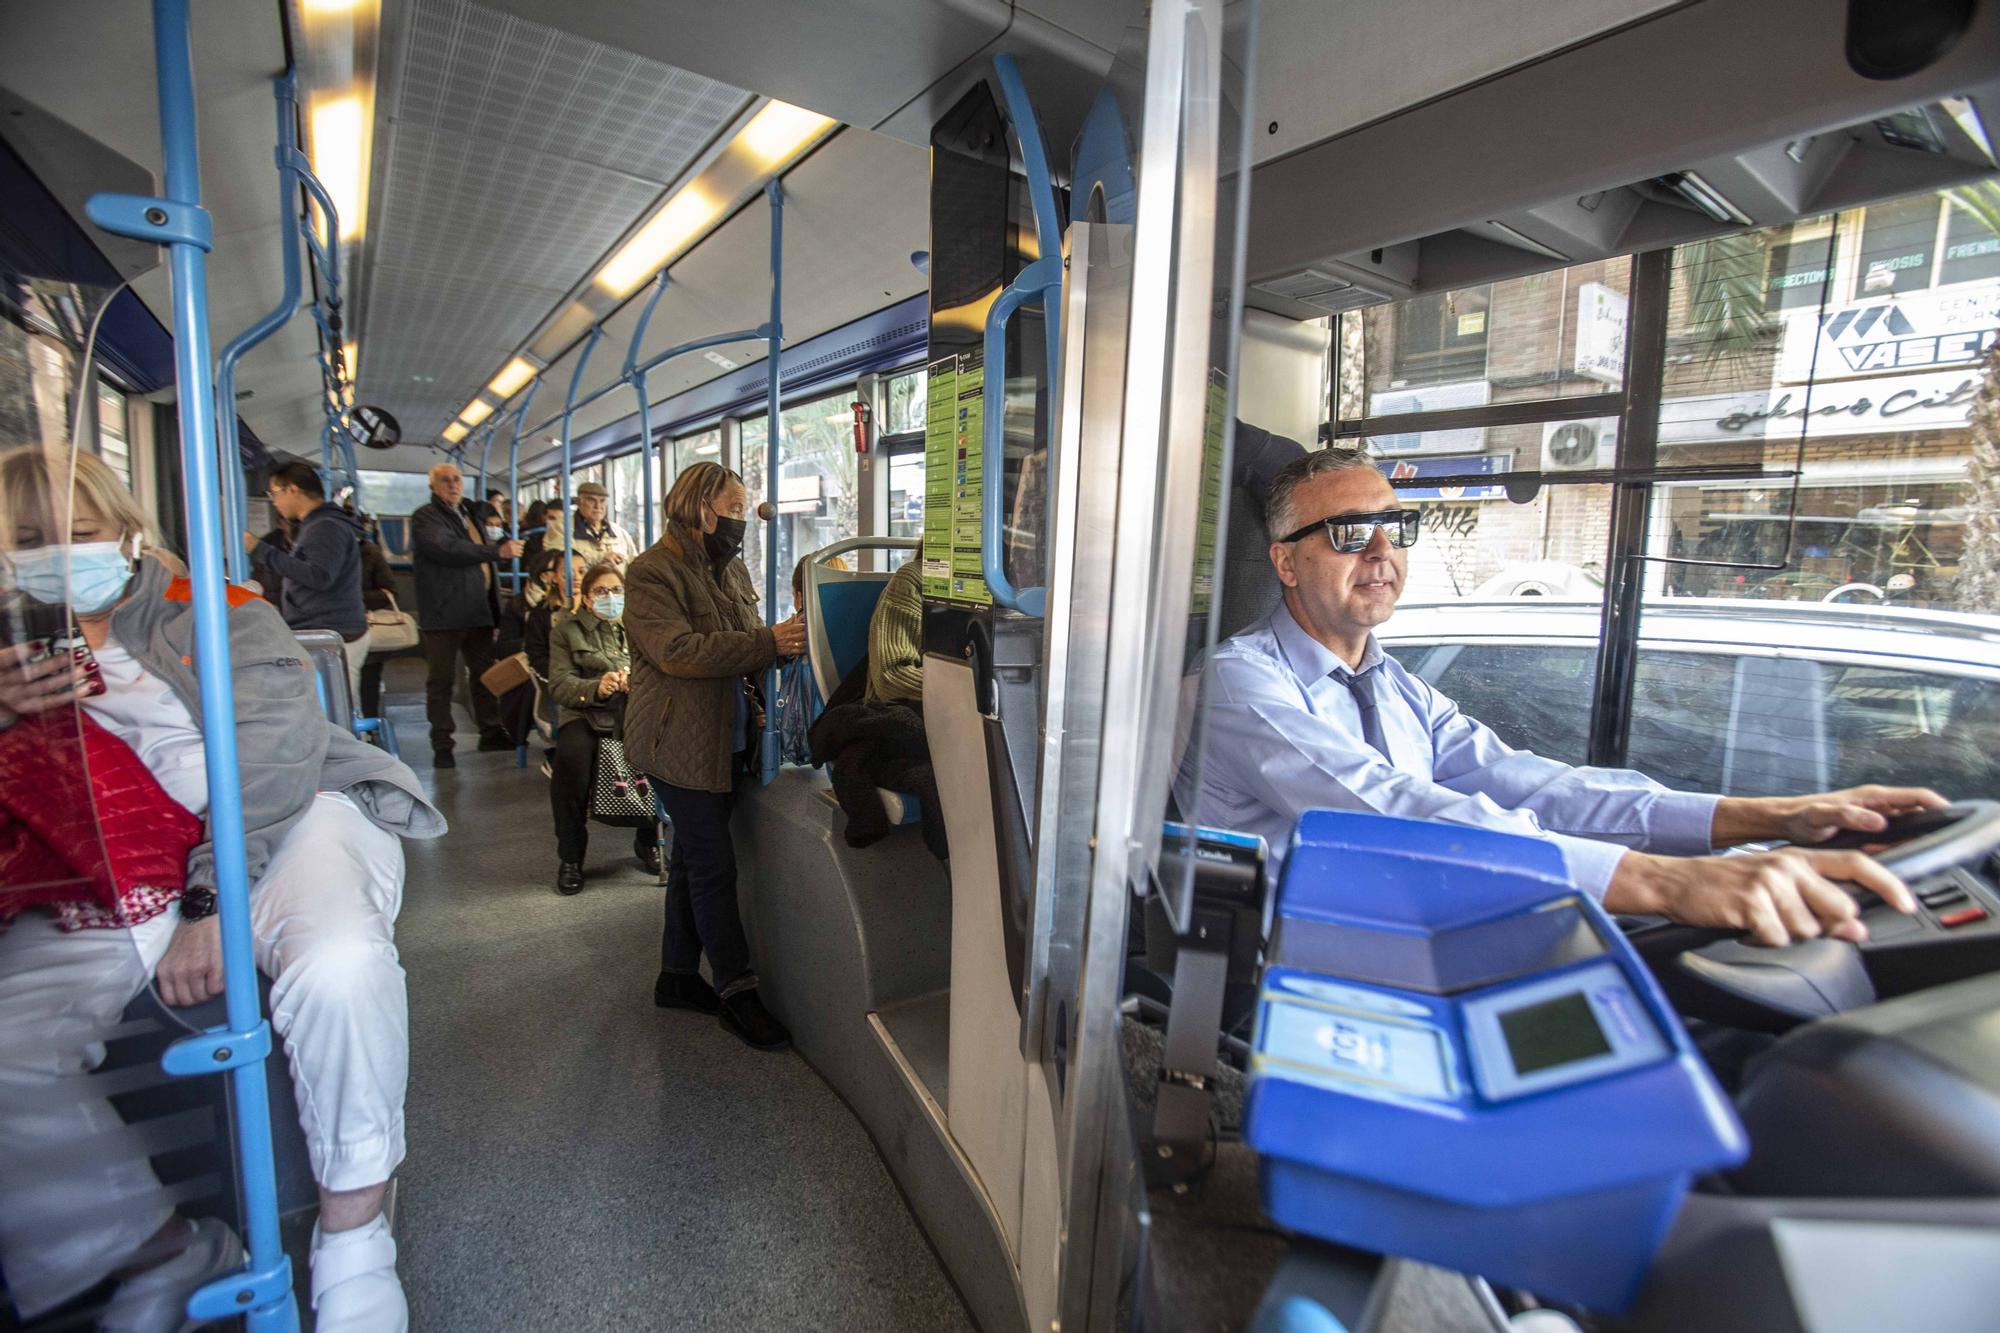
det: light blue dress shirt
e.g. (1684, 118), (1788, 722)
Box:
(1174, 601), (1721, 897)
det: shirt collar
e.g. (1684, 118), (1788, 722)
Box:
(1268, 598), (1383, 682)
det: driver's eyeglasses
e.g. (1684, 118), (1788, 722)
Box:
(1280, 508), (1422, 554)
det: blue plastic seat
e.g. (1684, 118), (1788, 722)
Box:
(801, 539), (924, 828)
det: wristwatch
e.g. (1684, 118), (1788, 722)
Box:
(179, 885), (217, 922)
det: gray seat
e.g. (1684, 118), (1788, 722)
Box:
(296, 626), (400, 757)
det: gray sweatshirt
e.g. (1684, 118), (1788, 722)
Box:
(110, 554), (445, 892)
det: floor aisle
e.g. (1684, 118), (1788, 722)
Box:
(380, 674), (974, 1331)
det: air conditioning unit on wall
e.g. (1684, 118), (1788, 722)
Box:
(1542, 418), (1619, 470)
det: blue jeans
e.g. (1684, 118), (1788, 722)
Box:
(653, 765), (755, 997)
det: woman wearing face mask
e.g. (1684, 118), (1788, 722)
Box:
(0, 447), (443, 1331)
(624, 462), (805, 1049)
(546, 561), (658, 893)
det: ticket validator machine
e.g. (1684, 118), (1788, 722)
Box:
(1247, 811), (1749, 1313)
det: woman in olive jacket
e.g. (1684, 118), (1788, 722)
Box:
(546, 561), (660, 894)
(623, 462), (806, 1050)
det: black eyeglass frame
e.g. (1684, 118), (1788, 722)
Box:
(1278, 507), (1423, 552)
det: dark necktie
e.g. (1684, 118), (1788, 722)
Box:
(1342, 665), (1391, 761)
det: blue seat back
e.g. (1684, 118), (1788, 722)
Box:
(801, 538), (918, 709)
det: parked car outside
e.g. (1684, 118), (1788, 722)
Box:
(1379, 598), (2000, 801)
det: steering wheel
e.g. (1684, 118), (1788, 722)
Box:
(1626, 800), (2000, 1031)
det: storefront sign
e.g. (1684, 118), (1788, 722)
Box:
(1659, 367), (1981, 445)
(1778, 283), (2000, 382)
(1573, 281), (1628, 384)
(1382, 451), (1512, 501)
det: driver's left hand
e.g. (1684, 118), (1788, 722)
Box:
(1714, 784), (1948, 849)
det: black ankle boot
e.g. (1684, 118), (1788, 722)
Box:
(719, 988), (791, 1051)
(635, 841), (663, 876)
(654, 971), (721, 1014)
(555, 862), (583, 895)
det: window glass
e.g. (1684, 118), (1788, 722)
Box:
(886, 451), (924, 568)
(1855, 194), (1939, 298)
(1940, 195), (2000, 287)
(356, 470), (434, 516)
(1764, 231), (1835, 311)
(1391, 643), (1595, 766)
(884, 367), (927, 436)
(95, 383), (131, 484)
(1640, 187), (2000, 799)
(609, 451), (643, 542)
(739, 390), (861, 607)
(673, 429), (721, 478)
(1336, 259), (1632, 422)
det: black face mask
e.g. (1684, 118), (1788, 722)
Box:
(704, 515), (746, 562)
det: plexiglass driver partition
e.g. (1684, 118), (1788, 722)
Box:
(913, 2), (1257, 1327)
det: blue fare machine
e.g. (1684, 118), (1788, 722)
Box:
(1245, 811), (1748, 1312)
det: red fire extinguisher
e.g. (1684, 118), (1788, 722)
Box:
(851, 400), (872, 456)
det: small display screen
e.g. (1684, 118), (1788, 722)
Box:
(1498, 991), (1611, 1077)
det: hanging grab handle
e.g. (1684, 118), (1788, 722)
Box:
(979, 256), (1064, 616)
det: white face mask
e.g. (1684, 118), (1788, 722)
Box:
(6, 536), (139, 614)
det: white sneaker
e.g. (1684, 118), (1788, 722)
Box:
(310, 1214), (408, 1332)
(98, 1217), (244, 1333)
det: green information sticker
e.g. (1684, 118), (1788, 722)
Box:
(923, 350), (991, 606)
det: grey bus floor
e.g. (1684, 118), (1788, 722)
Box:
(383, 665), (974, 1331)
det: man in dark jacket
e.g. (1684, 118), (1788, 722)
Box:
(412, 461), (523, 767)
(245, 460), (371, 703)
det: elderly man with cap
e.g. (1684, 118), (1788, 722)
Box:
(550, 480), (636, 573)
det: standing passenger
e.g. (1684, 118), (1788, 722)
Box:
(410, 462), (522, 768)
(243, 460), (370, 703)
(624, 462), (806, 1049)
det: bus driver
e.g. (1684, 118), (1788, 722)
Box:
(1175, 447), (1946, 947)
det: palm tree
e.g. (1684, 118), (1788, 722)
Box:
(1964, 344), (2000, 615)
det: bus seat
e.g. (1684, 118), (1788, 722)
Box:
(296, 627), (402, 757)
(295, 628), (353, 725)
(801, 538), (926, 827)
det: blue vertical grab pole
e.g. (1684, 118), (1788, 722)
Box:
(558, 326), (603, 601)
(85, 1), (299, 1326)
(624, 270), (671, 549)
(504, 379), (540, 594)
(759, 180), (784, 782)
(212, 74), (305, 584)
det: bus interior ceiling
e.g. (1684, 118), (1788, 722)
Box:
(5, 0), (2000, 1331)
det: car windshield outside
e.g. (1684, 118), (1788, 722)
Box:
(1381, 600), (2000, 799)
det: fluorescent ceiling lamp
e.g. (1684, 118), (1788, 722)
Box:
(442, 421), (470, 444)
(310, 94), (369, 242)
(737, 100), (835, 170)
(302, 0), (365, 12)
(457, 398), (495, 429)
(597, 186), (722, 298)
(341, 341), (358, 382)
(488, 357), (538, 399)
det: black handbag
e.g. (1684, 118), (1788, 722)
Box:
(588, 733), (656, 826)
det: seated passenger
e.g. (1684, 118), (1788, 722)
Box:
(0, 447), (444, 1331)
(547, 561), (660, 894)
(807, 556), (947, 860)
(1176, 447), (1939, 946)
(864, 556), (923, 707)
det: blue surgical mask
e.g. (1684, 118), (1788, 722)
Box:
(592, 592), (625, 619)
(7, 540), (136, 615)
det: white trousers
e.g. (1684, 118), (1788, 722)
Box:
(0, 792), (407, 1317)
(342, 633), (369, 714)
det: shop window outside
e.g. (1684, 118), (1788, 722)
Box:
(608, 451), (644, 544)
(886, 452), (924, 569)
(357, 470), (434, 517)
(674, 429), (721, 479)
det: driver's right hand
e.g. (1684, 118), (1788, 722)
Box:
(1604, 847), (1918, 948)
